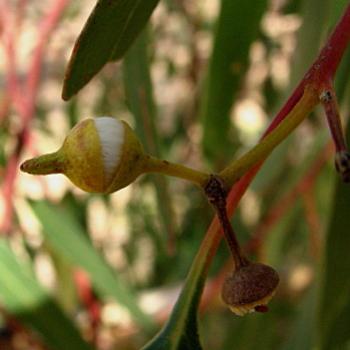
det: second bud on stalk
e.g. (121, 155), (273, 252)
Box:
(21, 117), (147, 193)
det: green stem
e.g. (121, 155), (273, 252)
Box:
(219, 86), (319, 188)
(144, 155), (210, 187)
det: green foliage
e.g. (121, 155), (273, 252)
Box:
(62, 0), (160, 100)
(142, 265), (204, 350)
(141, 232), (215, 350)
(0, 240), (94, 350)
(317, 120), (350, 350)
(30, 200), (155, 332)
(200, 0), (267, 165)
(2, 1), (350, 349)
(123, 28), (176, 251)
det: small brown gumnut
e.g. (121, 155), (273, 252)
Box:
(221, 262), (279, 316)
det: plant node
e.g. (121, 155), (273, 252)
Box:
(320, 87), (350, 182)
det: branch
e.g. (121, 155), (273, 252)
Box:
(167, 1), (350, 326)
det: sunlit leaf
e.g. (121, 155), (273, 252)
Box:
(200, 0), (267, 165)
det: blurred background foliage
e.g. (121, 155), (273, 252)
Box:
(0, 0), (350, 349)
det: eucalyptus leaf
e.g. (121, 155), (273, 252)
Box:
(123, 28), (176, 252)
(142, 274), (203, 350)
(200, 0), (267, 165)
(141, 217), (225, 350)
(62, 0), (160, 100)
(0, 239), (94, 350)
(30, 200), (155, 332)
(317, 115), (350, 349)
(141, 232), (222, 350)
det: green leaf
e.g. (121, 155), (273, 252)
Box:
(141, 274), (203, 350)
(282, 286), (318, 350)
(200, 0), (267, 165)
(141, 225), (223, 349)
(317, 119), (350, 349)
(123, 28), (176, 253)
(316, 4), (350, 347)
(30, 200), (155, 332)
(0, 239), (94, 350)
(289, 0), (331, 87)
(62, 0), (160, 100)
(317, 177), (350, 350)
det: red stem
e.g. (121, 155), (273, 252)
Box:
(74, 270), (101, 345)
(0, 0), (69, 233)
(227, 1), (350, 228)
(200, 142), (331, 310)
(200, 1), (350, 288)
(0, 2), (26, 115)
(25, 0), (69, 117)
(319, 84), (347, 152)
(267, 3), (350, 135)
(318, 3), (350, 79)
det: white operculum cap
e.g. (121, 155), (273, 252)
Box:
(94, 117), (125, 183)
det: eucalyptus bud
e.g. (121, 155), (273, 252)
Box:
(221, 262), (279, 316)
(20, 117), (147, 193)
(21, 117), (209, 193)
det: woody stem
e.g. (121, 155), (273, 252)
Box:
(204, 175), (249, 270)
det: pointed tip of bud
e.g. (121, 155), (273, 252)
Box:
(20, 152), (64, 175)
(335, 150), (350, 183)
(20, 160), (29, 172)
(221, 262), (279, 316)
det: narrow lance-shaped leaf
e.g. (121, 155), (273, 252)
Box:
(141, 223), (224, 350)
(30, 200), (155, 332)
(123, 28), (177, 253)
(316, 3), (350, 348)
(200, 0), (267, 165)
(62, 0), (160, 100)
(282, 286), (318, 350)
(141, 262), (204, 349)
(317, 101), (350, 350)
(0, 239), (94, 350)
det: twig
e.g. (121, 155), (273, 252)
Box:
(181, 3), (350, 318)
(199, 141), (332, 310)
(204, 175), (248, 270)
